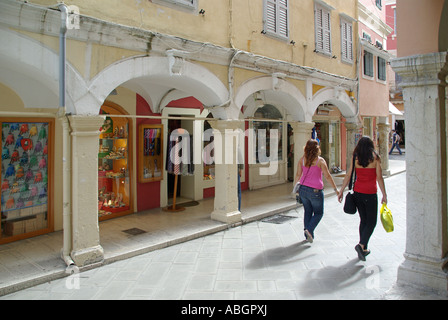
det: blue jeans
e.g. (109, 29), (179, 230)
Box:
(299, 185), (324, 238)
(389, 142), (402, 155)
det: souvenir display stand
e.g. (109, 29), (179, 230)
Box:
(0, 118), (53, 244)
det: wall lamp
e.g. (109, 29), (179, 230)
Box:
(290, 40), (296, 45)
(199, 9), (205, 15)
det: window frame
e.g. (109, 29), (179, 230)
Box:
(152, 0), (198, 13)
(263, 0), (290, 41)
(363, 50), (374, 78)
(377, 56), (386, 82)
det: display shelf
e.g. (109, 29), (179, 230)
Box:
(98, 105), (133, 221)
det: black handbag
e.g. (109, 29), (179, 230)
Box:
(343, 154), (357, 214)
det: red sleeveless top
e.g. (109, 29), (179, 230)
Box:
(354, 168), (377, 194)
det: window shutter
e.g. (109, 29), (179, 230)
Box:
(341, 19), (353, 62)
(266, 0), (277, 34)
(315, 5), (331, 54)
(323, 10), (331, 54)
(278, 0), (288, 38)
(315, 7), (324, 51)
(264, 0), (288, 39)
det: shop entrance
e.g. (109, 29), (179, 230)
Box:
(166, 115), (195, 203)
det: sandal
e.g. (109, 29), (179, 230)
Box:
(355, 244), (366, 261)
(305, 230), (314, 243)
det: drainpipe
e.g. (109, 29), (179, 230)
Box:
(58, 3), (76, 272)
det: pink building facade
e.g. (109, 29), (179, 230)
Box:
(358, 0), (394, 173)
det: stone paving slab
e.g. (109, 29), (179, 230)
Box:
(2, 172), (447, 300)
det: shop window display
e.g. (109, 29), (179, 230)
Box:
(98, 105), (133, 221)
(138, 124), (163, 183)
(0, 119), (53, 243)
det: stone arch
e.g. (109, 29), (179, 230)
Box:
(311, 87), (357, 120)
(235, 76), (308, 121)
(74, 56), (229, 116)
(0, 28), (60, 109)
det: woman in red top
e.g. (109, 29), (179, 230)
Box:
(338, 136), (387, 261)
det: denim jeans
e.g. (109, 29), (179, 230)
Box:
(389, 142), (402, 155)
(299, 185), (324, 238)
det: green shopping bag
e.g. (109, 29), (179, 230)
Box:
(380, 203), (394, 233)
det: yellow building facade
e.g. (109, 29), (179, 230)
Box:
(0, 0), (359, 267)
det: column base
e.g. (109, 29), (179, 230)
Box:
(71, 245), (104, 267)
(397, 253), (448, 293)
(211, 210), (241, 224)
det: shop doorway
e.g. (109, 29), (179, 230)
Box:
(166, 115), (195, 203)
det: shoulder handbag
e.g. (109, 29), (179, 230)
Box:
(343, 154), (357, 214)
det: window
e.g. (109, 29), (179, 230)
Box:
(363, 51), (374, 77)
(376, 0), (382, 10)
(315, 4), (332, 55)
(153, 0), (197, 12)
(341, 19), (353, 63)
(362, 32), (372, 43)
(263, 0), (289, 40)
(378, 57), (386, 81)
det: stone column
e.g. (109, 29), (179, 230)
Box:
(209, 120), (242, 224)
(391, 52), (448, 293)
(290, 122), (314, 181)
(344, 122), (358, 170)
(377, 117), (390, 176)
(68, 115), (105, 267)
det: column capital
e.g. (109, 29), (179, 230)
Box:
(208, 119), (244, 132)
(289, 121), (315, 133)
(68, 115), (106, 135)
(391, 52), (448, 88)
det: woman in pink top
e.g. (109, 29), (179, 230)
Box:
(294, 139), (339, 243)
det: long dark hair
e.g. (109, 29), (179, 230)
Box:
(304, 139), (320, 167)
(354, 136), (379, 167)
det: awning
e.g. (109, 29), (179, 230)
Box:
(389, 102), (403, 115)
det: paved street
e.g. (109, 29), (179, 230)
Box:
(3, 170), (446, 301)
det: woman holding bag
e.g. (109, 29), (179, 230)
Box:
(294, 139), (339, 243)
(338, 136), (388, 261)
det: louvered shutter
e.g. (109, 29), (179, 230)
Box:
(264, 0), (289, 39)
(341, 19), (353, 62)
(323, 10), (331, 54)
(315, 5), (331, 54)
(266, 0), (277, 34)
(347, 23), (353, 60)
(278, 0), (288, 38)
(315, 7), (324, 51)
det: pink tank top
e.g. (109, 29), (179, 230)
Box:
(299, 157), (324, 190)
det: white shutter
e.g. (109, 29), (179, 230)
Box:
(323, 10), (331, 54)
(278, 0), (288, 38)
(347, 23), (353, 61)
(341, 19), (353, 62)
(266, 0), (277, 34)
(264, 0), (289, 39)
(315, 7), (324, 51)
(315, 4), (331, 54)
